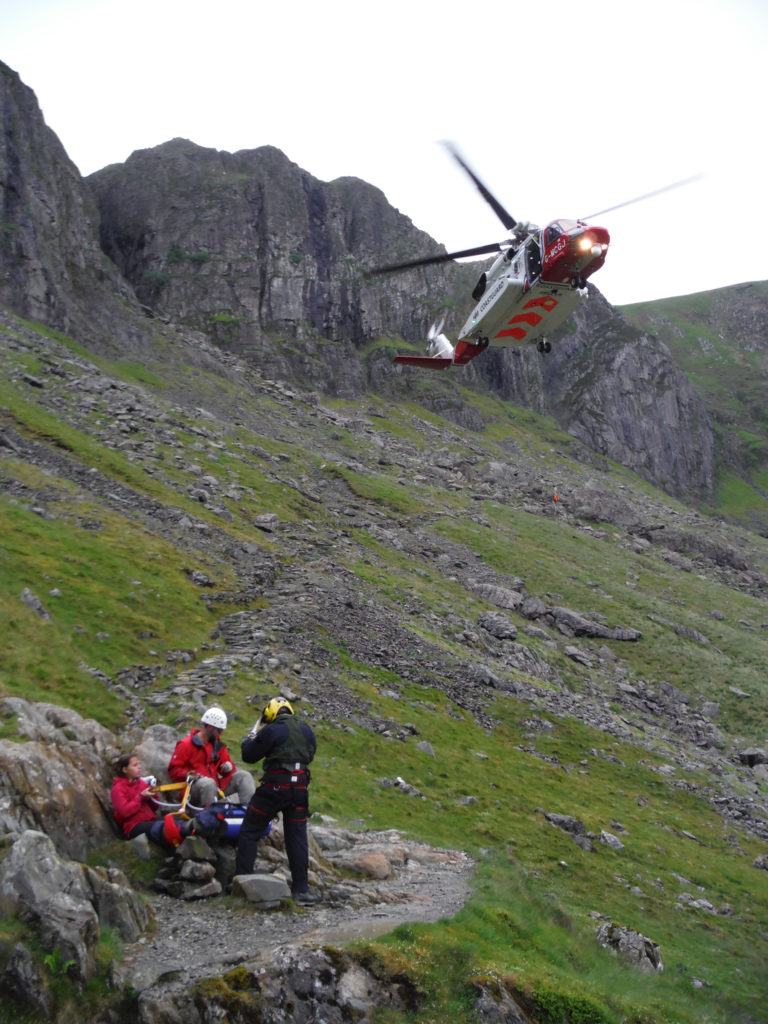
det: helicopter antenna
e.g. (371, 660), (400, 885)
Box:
(584, 174), (703, 219)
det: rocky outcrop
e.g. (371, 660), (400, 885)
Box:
(622, 282), (768, 525)
(0, 830), (152, 997)
(542, 296), (715, 499)
(0, 699), (120, 858)
(87, 137), (470, 361)
(595, 921), (663, 973)
(137, 945), (425, 1024)
(0, 62), (147, 355)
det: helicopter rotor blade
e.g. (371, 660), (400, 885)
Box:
(442, 141), (518, 232)
(368, 242), (503, 276)
(583, 174), (703, 220)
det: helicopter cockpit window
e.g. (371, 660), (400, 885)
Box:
(545, 223), (563, 247)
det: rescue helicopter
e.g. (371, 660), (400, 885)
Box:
(369, 144), (695, 369)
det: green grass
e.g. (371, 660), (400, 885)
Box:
(713, 472), (768, 525)
(312, 692), (768, 1023)
(324, 464), (436, 516)
(0, 462), (238, 728)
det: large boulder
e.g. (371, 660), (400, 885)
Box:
(596, 921), (663, 973)
(0, 831), (152, 985)
(0, 699), (119, 858)
(131, 723), (179, 783)
(1, 697), (116, 752)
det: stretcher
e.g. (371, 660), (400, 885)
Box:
(147, 780), (205, 815)
(146, 781), (248, 839)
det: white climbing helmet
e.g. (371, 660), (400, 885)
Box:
(201, 706), (227, 730)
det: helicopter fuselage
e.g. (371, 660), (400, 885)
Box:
(382, 143), (617, 369)
(458, 220), (609, 351)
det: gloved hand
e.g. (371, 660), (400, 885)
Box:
(220, 761), (233, 774)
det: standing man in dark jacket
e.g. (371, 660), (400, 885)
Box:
(235, 697), (319, 905)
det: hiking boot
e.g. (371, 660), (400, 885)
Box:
(292, 888), (321, 906)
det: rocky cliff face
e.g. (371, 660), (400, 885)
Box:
(87, 138), (470, 350)
(0, 62), (147, 354)
(542, 294), (715, 498)
(622, 282), (768, 512)
(86, 138), (716, 500)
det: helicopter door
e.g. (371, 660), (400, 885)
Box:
(525, 235), (542, 283)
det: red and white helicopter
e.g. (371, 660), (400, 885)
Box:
(370, 144), (694, 369)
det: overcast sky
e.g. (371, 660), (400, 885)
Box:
(3, 0), (766, 306)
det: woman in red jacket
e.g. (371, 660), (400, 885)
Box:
(111, 753), (192, 850)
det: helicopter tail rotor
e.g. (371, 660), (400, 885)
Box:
(427, 317), (446, 342)
(426, 316), (454, 360)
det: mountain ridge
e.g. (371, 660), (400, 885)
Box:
(83, 134), (722, 507)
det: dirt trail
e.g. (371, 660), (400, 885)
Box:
(118, 845), (474, 994)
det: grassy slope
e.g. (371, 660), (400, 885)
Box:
(1, 314), (767, 1023)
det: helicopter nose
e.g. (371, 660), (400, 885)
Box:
(578, 233), (609, 254)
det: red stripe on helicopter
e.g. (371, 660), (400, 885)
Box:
(513, 312), (543, 327)
(494, 311), (542, 340)
(494, 294), (560, 340)
(524, 296), (559, 312)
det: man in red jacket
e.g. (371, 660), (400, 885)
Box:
(168, 707), (255, 808)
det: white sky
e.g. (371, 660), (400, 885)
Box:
(3, 0), (767, 305)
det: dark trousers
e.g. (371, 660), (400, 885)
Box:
(128, 819), (173, 851)
(235, 770), (309, 892)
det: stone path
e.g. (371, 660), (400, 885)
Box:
(117, 836), (474, 994)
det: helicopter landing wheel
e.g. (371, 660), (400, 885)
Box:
(570, 275), (586, 290)
(478, 336), (489, 350)
(537, 340), (551, 354)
